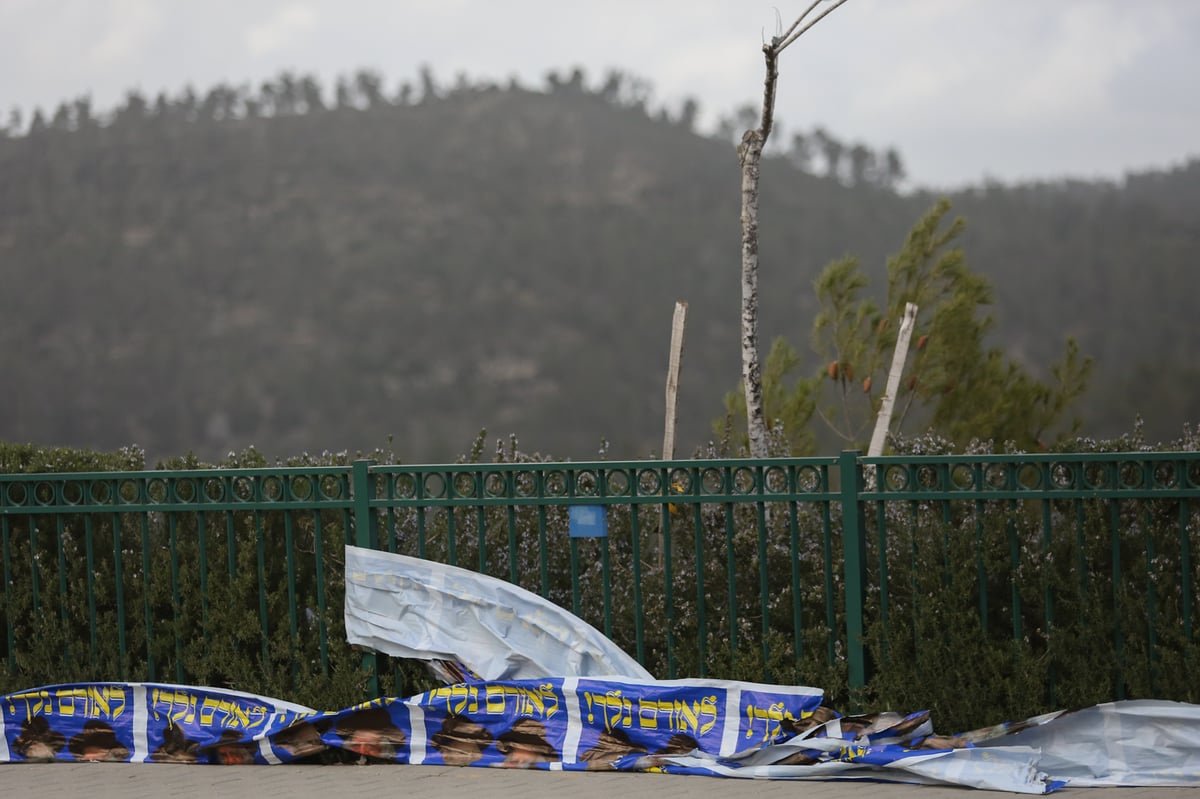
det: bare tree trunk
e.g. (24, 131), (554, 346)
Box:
(739, 0), (850, 458)
(740, 128), (769, 458)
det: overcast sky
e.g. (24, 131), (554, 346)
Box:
(2, 0), (1197, 189)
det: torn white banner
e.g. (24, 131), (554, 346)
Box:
(344, 545), (653, 681)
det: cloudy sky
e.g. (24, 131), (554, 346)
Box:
(2, 0), (1197, 188)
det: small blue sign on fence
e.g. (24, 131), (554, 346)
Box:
(568, 505), (608, 538)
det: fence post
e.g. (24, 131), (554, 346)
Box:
(839, 450), (868, 708)
(352, 459), (380, 699)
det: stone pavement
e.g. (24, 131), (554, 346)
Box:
(2, 763), (1198, 798)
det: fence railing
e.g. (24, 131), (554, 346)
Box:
(1, 452), (1196, 707)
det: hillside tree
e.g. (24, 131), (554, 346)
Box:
(722, 200), (1093, 453)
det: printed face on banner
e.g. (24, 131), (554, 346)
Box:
(739, 687), (825, 747)
(319, 699), (410, 762)
(4, 685), (134, 762)
(574, 679), (719, 768)
(146, 684), (313, 764)
(419, 680), (567, 768)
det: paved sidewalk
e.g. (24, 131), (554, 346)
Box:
(2, 763), (1198, 799)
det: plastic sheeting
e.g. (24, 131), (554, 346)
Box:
(344, 545), (652, 681)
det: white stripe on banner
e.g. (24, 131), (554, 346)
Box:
(721, 686), (741, 757)
(0, 705), (8, 762)
(561, 676), (581, 766)
(408, 699), (426, 765)
(258, 735), (281, 764)
(131, 684), (148, 762)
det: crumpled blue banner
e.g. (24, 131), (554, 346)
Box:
(6, 682), (1200, 792)
(0, 677), (822, 768)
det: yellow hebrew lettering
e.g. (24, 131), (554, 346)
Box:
(429, 686), (451, 714)
(200, 697), (222, 726)
(58, 688), (80, 717)
(33, 689), (51, 716)
(636, 699), (658, 729)
(643, 699), (673, 730)
(89, 686), (111, 719)
(607, 693), (632, 729)
(244, 705), (268, 729)
(539, 684), (560, 718)
(8, 690), (53, 718)
(697, 695), (719, 735)
(453, 685), (478, 715)
(675, 700), (699, 733)
(486, 685), (507, 715)
(743, 701), (788, 740)
(515, 686), (546, 717)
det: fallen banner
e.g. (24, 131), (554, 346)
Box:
(4, 546), (1200, 791)
(6, 679), (1200, 792)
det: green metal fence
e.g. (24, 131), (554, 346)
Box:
(1, 452), (1197, 704)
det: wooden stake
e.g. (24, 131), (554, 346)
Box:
(868, 302), (918, 458)
(663, 301), (688, 460)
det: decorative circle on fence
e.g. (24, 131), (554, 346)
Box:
(320, 475), (344, 500)
(1188, 461), (1200, 489)
(147, 479), (168, 504)
(1083, 463), (1111, 490)
(732, 467), (757, 495)
(797, 465), (822, 492)
(984, 464), (1009, 490)
(260, 476), (283, 502)
(34, 481), (54, 506)
(883, 465), (909, 492)
(701, 467), (725, 495)
(668, 468), (692, 497)
(950, 463), (975, 490)
(393, 474), (417, 499)
(1118, 461), (1144, 490)
(204, 478), (225, 503)
(514, 470), (537, 498)
(1050, 462), (1075, 490)
(173, 479), (198, 504)
(118, 479), (139, 504)
(1017, 464), (1042, 490)
(232, 477), (254, 502)
(89, 481), (111, 505)
(423, 473), (447, 500)
(452, 472), (478, 499)
(6, 483), (28, 506)
(290, 476), (313, 501)
(1153, 462), (1178, 489)
(764, 466), (788, 494)
(605, 470), (631, 497)
(637, 469), (661, 496)
(62, 481), (84, 506)
(916, 465), (941, 490)
(484, 472), (507, 498)
(575, 470), (599, 497)
(544, 470), (568, 497)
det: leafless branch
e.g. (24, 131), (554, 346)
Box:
(774, 1), (824, 47)
(815, 404), (849, 442)
(776, 0), (851, 53)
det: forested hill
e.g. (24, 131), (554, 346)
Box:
(1, 74), (1196, 463)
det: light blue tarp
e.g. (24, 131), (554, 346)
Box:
(344, 545), (653, 681)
